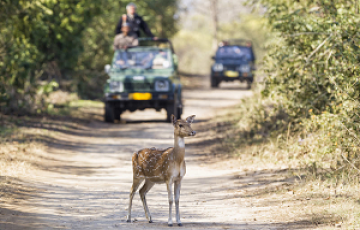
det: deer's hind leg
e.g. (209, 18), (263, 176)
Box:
(127, 177), (144, 223)
(139, 180), (155, 223)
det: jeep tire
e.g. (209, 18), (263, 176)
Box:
(246, 80), (252, 90)
(104, 102), (115, 123)
(114, 108), (122, 121)
(167, 102), (182, 122)
(166, 104), (174, 122)
(211, 76), (219, 88)
(166, 89), (182, 122)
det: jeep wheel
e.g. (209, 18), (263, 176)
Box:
(246, 81), (252, 90)
(104, 102), (115, 123)
(166, 104), (174, 122)
(166, 103), (181, 122)
(177, 107), (182, 119)
(211, 77), (219, 88)
(114, 108), (122, 121)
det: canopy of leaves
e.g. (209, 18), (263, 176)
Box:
(0, 0), (179, 113)
(257, 0), (360, 171)
(259, 0), (360, 118)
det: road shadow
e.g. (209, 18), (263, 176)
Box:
(215, 85), (251, 91)
(121, 119), (168, 124)
(0, 174), (328, 230)
(122, 118), (208, 124)
(114, 220), (314, 229)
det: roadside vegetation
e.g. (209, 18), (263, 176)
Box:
(0, 94), (102, 176)
(0, 0), (177, 115)
(212, 0), (360, 228)
(2, 0), (359, 228)
(0, 0), (178, 196)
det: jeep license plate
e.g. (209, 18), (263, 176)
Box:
(225, 71), (239, 77)
(129, 93), (152, 100)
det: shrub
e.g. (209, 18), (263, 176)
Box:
(255, 0), (360, 175)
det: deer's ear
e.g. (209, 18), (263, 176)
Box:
(186, 115), (196, 124)
(171, 114), (177, 126)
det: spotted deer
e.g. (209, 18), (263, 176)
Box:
(127, 114), (196, 227)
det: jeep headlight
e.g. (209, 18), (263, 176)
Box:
(239, 64), (250, 73)
(213, 63), (223, 72)
(155, 80), (170, 92)
(109, 81), (124, 92)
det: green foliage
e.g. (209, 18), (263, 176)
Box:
(256, 0), (360, 174)
(173, 13), (270, 75)
(0, 0), (103, 113)
(219, 15), (271, 61)
(0, 0), (179, 111)
(260, 0), (359, 117)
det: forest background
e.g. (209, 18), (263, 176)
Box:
(0, 0), (267, 114)
(2, 0), (360, 227)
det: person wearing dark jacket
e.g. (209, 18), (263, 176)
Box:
(115, 2), (154, 38)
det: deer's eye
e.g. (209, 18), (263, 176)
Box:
(179, 124), (183, 128)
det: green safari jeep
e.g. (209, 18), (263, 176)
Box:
(103, 38), (182, 123)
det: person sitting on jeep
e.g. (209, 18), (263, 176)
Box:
(113, 15), (138, 50)
(115, 2), (154, 38)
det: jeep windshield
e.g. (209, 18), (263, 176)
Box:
(113, 48), (172, 70)
(215, 46), (253, 60)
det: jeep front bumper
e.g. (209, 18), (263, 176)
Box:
(104, 92), (176, 112)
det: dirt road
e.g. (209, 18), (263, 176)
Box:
(0, 82), (312, 230)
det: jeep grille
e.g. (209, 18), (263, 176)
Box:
(223, 65), (238, 71)
(124, 82), (154, 92)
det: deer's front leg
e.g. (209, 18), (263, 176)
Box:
(166, 179), (174, 227)
(127, 177), (143, 222)
(174, 179), (182, 226)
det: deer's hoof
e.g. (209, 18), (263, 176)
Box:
(168, 224), (173, 227)
(126, 220), (131, 223)
(149, 220), (153, 223)
(178, 223), (183, 227)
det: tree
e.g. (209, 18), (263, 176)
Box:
(0, 0), (180, 111)
(189, 0), (249, 50)
(257, 0), (360, 171)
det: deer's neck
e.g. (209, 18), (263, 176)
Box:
(173, 136), (185, 163)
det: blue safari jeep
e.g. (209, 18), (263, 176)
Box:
(210, 39), (256, 89)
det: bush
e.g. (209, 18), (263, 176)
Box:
(255, 0), (360, 175)
(0, 0), (180, 112)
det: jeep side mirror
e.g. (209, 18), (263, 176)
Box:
(104, 64), (111, 74)
(211, 56), (215, 60)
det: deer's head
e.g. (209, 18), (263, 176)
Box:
(172, 115), (196, 138)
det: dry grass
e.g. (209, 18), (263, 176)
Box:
(0, 121), (44, 204)
(200, 89), (360, 229)
(0, 125), (37, 178)
(0, 95), (103, 203)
